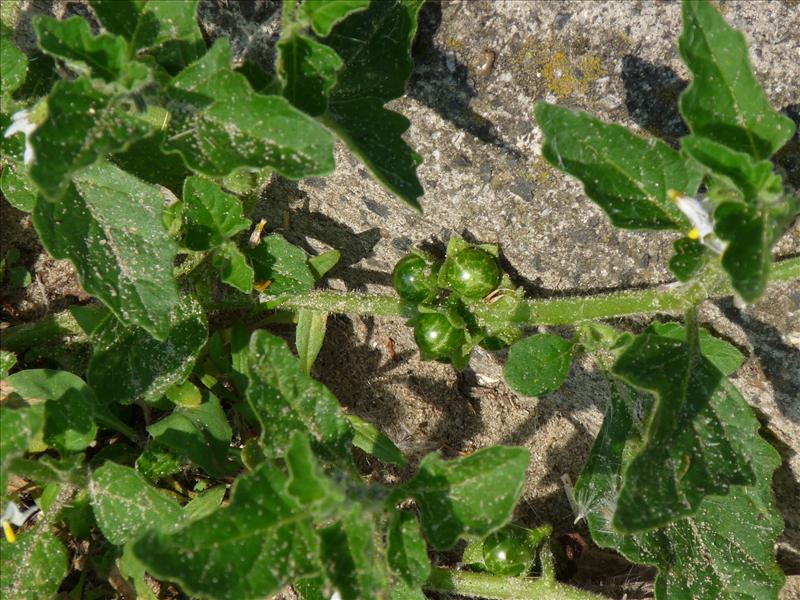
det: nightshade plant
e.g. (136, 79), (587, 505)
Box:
(0, 1), (797, 599)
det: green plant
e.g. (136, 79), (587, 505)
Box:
(0, 1), (797, 599)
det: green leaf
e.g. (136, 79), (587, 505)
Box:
(0, 527), (67, 599)
(301, 0), (370, 37)
(134, 462), (321, 600)
(0, 350), (16, 378)
(319, 505), (388, 598)
(668, 237), (708, 282)
(713, 202), (771, 302)
(308, 248), (341, 280)
(8, 265), (30, 288)
(324, 0), (422, 104)
(611, 330), (755, 531)
(8, 49), (57, 103)
(211, 241), (254, 293)
(296, 309), (328, 375)
(63, 491), (95, 539)
(242, 330), (352, 458)
(681, 135), (782, 202)
(183, 485), (226, 521)
(33, 161), (178, 338)
(7, 454), (86, 487)
(390, 581), (428, 600)
(347, 414), (407, 466)
(69, 304), (109, 336)
(247, 233), (315, 302)
(0, 405), (44, 500)
(401, 446), (530, 549)
(504, 333), (575, 397)
(322, 0), (424, 210)
(278, 31), (342, 116)
(388, 511), (430, 587)
(90, 0), (205, 74)
(3, 369), (98, 453)
(165, 380), (202, 407)
(135, 443), (182, 483)
(323, 100), (423, 211)
(118, 543), (159, 600)
(535, 102), (703, 230)
(0, 113), (36, 212)
(87, 295), (207, 404)
(110, 129), (191, 193)
(182, 176), (250, 251)
(147, 393), (235, 477)
(678, 0), (795, 159)
(649, 322), (744, 376)
(29, 78), (152, 199)
(0, 159), (36, 212)
(1, 34), (26, 95)
(33, 15), (127, 82)
(164, 39), (335, 179)
(90, 462), (185, 545)
(575, 380), (785, 600)
(285, 432), (343, 514)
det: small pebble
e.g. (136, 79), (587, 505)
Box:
(475, 48), (496, 77)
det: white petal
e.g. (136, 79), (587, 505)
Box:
(674, 195), (714, 239)
(4, 109), (36, 138)
(23, 139), (35, 165)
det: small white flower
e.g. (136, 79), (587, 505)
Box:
(2, 501), (40, 526)
(330, 591), (342, 600)
(4, 108), (37, 165)
(1, 501), (40, 543)
(669, 190), (727, 254)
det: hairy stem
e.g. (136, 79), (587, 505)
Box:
(3, 256), (799, 353)
(424, 567), (605, 600)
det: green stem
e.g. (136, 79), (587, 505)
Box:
(424, 567), (605, 600)
(278, 256), (799, 325)
(279, 291), (416, 318)
(3, 256), (799, 353)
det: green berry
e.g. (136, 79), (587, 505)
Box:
(414, 313), (465, 358)
(393, 254), (438, 304)
(446, 247), (501, 299)
(482, 526), (537, 576)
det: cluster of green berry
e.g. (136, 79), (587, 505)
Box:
(392, 238), (523, 367)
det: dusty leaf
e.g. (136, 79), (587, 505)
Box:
(611, 329), (755, 531)
(133, 462), (321, 600)
(87, 295), (207, 404)
(90, 461), (185, 545)
(33, 161), (179, 338)
(575, 379), (785, 599)
(401, 446), (530, 549)
(536, 102), (702, 230)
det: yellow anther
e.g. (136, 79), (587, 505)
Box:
(687, 228), (700, 240)
(254, 279), (272, 293)
(249, 219), (268, 247)
(2, 520), (16, 543)
(667, 189), (681, 202)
